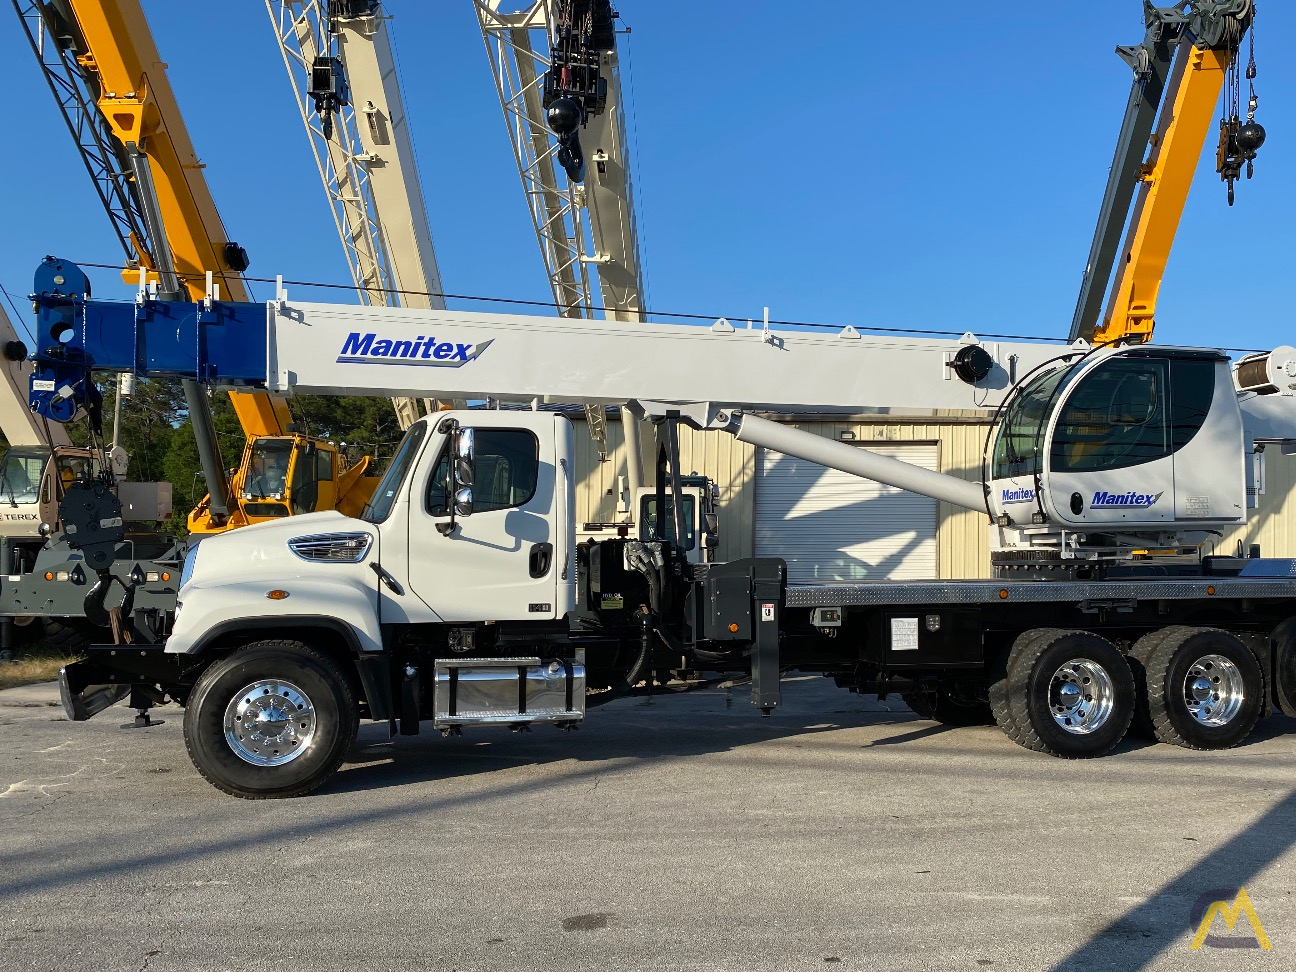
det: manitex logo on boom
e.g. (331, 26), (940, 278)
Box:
(1091, 490), (1163, 509)
(1001, 487), (1036, 504)
(337, 333), (493, 367)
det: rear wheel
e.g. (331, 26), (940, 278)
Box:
(989, 628), (1061, 742)
(1003, 630), (1135, 758)
(183, 640), (358, 799)
(1135, 627), (1263, 750)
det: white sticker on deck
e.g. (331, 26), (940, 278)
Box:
(890, 617), (920, 651)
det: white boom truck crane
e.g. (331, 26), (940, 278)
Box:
(31, 261), (1296, 798)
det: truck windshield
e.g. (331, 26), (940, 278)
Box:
(0, 449), (48, 505)
(362, 422), (427, 523)
(991, 366), (1069, 480)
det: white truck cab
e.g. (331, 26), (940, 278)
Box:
(172, 410), (577, 652)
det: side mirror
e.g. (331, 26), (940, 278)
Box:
(437, 425), (477, 535)
(703, 512), (720, 548)
(454, 487), (474, 517)
(453, 428), (475, 511)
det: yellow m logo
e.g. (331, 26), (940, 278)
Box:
(1189, 887), (1272, 951)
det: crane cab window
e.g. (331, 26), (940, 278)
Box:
(1050, 357), (1214, 473)
(316, 450), (335, 482)
(427, 429), (539, 516)
(56, 454), (95, 488)
(991, 367), (1068, 480)
(0, 451), (45, 505)
(291, 446), (323, 514)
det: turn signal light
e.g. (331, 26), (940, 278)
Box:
(266, 589), (290, 600)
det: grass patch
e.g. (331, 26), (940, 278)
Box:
(0, 643), (83, 691)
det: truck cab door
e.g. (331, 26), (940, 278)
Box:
(406, 414), (566, 623)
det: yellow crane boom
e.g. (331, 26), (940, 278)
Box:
(1069, 1), (1260, 346)
(55, 0), (294, 437)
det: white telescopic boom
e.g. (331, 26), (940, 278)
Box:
(726, 412), (988, 513)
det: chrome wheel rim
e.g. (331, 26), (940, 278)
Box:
(1048, 658), (1115, 734)
(1183, 654), (1245, 727)
(224, 679), (317, 767)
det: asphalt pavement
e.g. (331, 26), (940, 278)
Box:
(2, 675), (1294, 972)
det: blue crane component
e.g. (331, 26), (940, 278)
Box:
(28, 258), (267, 424)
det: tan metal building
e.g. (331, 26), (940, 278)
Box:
(569, 411), (1296, 581)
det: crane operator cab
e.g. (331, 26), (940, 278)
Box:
(986, 346), (1246, 562)
(187, 435), (378, 535)
(0, 445), (101, 541)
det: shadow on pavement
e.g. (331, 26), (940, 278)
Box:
(1048, 785), (1296, 970)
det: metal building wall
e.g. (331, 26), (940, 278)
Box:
(571, 413), (995, 578)
(1217, 450), (1296, 558)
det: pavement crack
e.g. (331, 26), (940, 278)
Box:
(137, 949), (161, 972)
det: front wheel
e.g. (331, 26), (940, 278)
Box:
(183, 640), (358, 799)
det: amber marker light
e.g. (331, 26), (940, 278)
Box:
(266, 590), (290, 600)
(728, 622), (740, 633)
(999, 589), (1009, 600)
(1207, 586), (1217, 596)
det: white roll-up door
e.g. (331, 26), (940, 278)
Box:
(756, 442), (939, 584)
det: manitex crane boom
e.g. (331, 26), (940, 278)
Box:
(1069, 0), (1264, 346)
(28, 258), (1296, 563)
(266, 0), (445, 429)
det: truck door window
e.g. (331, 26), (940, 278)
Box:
(427, 429), (539, 516)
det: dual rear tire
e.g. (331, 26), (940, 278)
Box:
(1127, 626), (1264, 750)
(991, 626), (1264, 758)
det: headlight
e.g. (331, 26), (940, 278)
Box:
(288, 532), (373, 563)
(180, 543), (201, 588)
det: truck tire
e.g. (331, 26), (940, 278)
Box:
(902, 685), (993, 726)
(41, 618), (101, 653)
(1134, 627), (1264, 750)
(1126, 627), (1186, 739)
(989, 628), (1062, 741)
(1003, 630), (1135, 758)
(182, 640), (358, 799)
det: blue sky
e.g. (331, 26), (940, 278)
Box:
(0, 1), (1291, 354)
